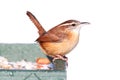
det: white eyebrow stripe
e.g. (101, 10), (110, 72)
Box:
(59, 22), (76, 26)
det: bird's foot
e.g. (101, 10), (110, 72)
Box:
(53, 55), (67, 61)
(53, 55), (68, 66)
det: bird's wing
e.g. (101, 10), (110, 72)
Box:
(36, 33), (61, 42)
(26, 11), (46, 35)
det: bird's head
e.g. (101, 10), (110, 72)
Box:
(57, 20), (90, 33)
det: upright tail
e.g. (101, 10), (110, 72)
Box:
(26, 11), (46, 35)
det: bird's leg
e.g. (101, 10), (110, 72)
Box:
(53, 55), (68, 66)
(53, 55), (67, 61)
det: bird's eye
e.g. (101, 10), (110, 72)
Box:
(71, 23), (76, 26)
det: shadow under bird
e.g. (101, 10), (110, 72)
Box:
(26, 11), (90, 63)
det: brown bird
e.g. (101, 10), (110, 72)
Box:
(26, 11), (90, 62)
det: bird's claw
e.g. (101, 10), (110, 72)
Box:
(53, 55), (68, 62)
(52, 55), (68, 67)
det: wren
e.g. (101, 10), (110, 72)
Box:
(26, 11), (90, 62)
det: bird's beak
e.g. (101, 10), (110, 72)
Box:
(80, 22), (90, 25)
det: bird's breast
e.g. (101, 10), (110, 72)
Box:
(40, 31), (79, 57)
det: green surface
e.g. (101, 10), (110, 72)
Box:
(0, 43), (47, 62)
(0, 43), (66, 80)
(0, 70), (66, 80)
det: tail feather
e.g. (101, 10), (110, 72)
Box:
(26, 11), (46, 35)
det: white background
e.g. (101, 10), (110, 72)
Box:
(0, 0), (120, 80)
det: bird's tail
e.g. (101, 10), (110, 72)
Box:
(26, 11), (46, 35)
